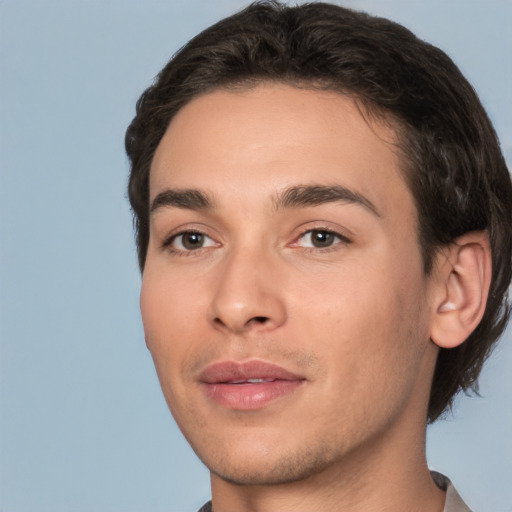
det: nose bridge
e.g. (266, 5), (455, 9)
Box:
(210, 242), (286, 333)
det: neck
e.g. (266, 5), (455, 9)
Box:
(210, 420), (445, 512)
(209, 352), (445, 512)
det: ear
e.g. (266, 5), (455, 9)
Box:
(430, 232), (492, 349)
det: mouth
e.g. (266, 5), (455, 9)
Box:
(198, 360), (306, 410)
(230, 378), (277, 384)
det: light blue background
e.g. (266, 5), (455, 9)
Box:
(1, 1), (511, 511)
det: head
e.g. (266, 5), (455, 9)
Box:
(126, 1), (511, 425)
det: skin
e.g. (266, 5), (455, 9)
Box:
(141, 84), (448, 511)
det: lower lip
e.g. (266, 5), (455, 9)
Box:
(203, 380), (304, 410)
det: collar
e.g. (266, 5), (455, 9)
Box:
(198, 472), (472, 512)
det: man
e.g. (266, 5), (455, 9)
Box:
(125, 2), (512, 511)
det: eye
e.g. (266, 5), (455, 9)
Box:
(166, 231), (217, 252)
(294, 229), (348, 249)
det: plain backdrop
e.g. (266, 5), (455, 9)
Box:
(1, 1), (511, 511)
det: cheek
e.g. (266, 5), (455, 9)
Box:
(140, 271), (195, 415)
(139, 265), (217, 405)
(140, 268), (189, 368)
(297, 247), (430, 376)
(141, 265), (201, 338)
(140, 276), (167, 351)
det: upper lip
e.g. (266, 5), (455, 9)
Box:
(198, 360), (305, 384)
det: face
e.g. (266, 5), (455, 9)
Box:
(142, 84), (439, 486)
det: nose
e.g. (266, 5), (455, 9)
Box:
(209, 249), (287, 335)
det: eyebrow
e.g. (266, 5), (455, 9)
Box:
(274, 184), (380, 216)
(150, 189), (213, 213)
(150, 184), (380, 217)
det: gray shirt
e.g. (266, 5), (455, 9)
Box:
(197, 472), (471, 512)
(431, 471), (472, 512)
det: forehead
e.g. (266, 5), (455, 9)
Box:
(150, 84), (413, 221)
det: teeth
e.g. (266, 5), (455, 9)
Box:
(229, 378), (275, 384)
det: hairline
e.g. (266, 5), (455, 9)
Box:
(144, 78), (434, 272)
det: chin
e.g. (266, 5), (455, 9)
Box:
(198, 437), (341, 487)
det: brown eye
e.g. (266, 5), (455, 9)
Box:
(310, 230), (336, 248)
(181, 232), (205, 250)
(294, 229), (349, 250)
(168, 231), (217, 252)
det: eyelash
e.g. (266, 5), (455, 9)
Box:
(162, 227), (351, 256)
(162, 230), (217, 256)
(292, 227), (351, 252)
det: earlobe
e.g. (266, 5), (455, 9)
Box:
(430, 232), (492, 349)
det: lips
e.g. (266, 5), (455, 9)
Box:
(199, 360), (306, 410)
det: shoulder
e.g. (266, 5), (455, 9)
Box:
(431, 471), (472, 512)
(197, 501), (212, 512)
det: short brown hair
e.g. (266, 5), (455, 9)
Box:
(125, 1), (512, 421)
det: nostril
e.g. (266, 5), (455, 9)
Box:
(211, 314), (275, 332)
